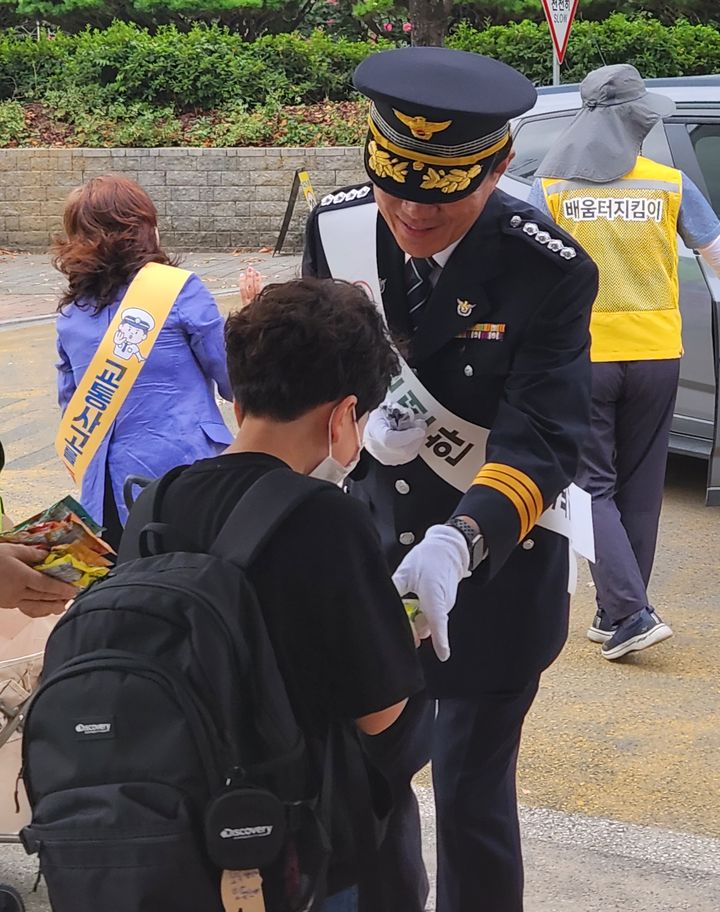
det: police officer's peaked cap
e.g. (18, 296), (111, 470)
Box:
(353, 47), (537, 203)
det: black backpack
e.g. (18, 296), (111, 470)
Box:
(20, 467), (366, 912)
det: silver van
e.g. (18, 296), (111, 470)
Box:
(499, 75), (720, 504)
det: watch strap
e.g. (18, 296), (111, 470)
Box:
(445, 517), (485, 570)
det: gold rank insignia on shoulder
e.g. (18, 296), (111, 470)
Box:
(394, 109), (453, 141)
(457, 299), (475, 317)
(457, 322), (506, 341)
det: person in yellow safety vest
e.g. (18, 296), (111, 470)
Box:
(529, 64), (720, 662)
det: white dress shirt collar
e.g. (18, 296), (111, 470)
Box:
(404, 235), (465, 269)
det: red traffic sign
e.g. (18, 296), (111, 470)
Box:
(541, 0), (579, 65)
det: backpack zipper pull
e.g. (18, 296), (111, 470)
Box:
(225, 764), (246, 789)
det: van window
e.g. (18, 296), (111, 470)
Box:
(507, 114), (575, 183)
(641, 120), (673, 167)
(687, 122), (720, 215)
(509, 112), (675, 184)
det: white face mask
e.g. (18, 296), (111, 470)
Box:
(310, 407), (362, 486)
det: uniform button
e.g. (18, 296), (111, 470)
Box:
(395, 480), (411, 495)
(399, 532), (416, 546)
(464, 364), (474, 377)
(522, 539), (535, 550)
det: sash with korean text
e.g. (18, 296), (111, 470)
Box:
(55, 263), (191, 484)
(317, 202), (594, 569)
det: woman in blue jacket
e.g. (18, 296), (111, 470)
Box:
(54, 175), (233, 548)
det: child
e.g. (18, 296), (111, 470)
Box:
(122, 278), (424, 911)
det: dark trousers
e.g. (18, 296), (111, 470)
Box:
(364, 694), (433, 912)
(373, 683), (540, 912)
(575, 359), (680, 624)
(432, 680), (540, 912)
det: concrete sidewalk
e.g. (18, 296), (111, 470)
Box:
(0, 250), (303, 326)
(1, 789), (718, 911)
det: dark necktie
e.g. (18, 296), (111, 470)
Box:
(405, 256), (437, 329)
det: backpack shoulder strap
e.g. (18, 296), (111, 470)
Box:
(210, 468), (328, 569)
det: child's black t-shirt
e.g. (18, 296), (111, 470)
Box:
(155, 452), (423, 737)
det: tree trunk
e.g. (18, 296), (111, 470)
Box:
(409, 0), (453, 47)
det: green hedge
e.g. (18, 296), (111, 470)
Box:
(0, 23), (391, 110)
(449, 14), (720, 84)
(1, 16), (719, 112)
(0, 15), (719, 147)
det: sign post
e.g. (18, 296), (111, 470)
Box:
(541, 0), (579, 85)
(274, 169), (317, 256)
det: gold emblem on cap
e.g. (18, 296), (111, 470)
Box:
(422, 165), (483, 194)
(367, 140), (408, 184)
(394, 109), (452, 141)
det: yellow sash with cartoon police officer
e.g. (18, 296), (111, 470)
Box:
(55, 263), (191, 484)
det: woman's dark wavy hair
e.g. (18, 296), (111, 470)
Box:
(225, 278), (400, 421)
(53, 175), (178, 314)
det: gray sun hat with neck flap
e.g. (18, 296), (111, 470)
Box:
(535, 64), (676, 183)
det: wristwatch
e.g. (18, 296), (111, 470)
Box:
(445, 517), (486, 571)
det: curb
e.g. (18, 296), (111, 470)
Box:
(0, 288), (243, 329)
(0, 313), (57, 329)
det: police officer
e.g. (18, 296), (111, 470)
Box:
(303, 47), (599, 912)
(531, 65), (720, 661)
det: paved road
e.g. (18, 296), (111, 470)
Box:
(1, 299), (719, 909)
(0, 251), (301, 324)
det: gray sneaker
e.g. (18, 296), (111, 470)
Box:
(601, 607), (673, 661)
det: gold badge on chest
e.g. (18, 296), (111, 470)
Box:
(456, 299), (475, 317)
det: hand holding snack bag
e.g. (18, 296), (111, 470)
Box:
(1, 443), (78, 616)
(0, 544), (75, 618)
(0, 496), (115, 603)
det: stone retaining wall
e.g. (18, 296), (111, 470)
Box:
(0, 147), (365, 252)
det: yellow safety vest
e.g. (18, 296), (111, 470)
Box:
(542, 157), (683, 362)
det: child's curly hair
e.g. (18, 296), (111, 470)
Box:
(225, 278), (400, 420)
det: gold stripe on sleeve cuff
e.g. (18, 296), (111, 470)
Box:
(473, 463), (544, 541)
(483, 463), (543, 519)
(472, 472), (532, 540)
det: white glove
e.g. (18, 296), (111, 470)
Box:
(363, 402), (427, 466)
(392, 525), (470, 662)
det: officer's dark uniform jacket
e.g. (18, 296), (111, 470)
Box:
(303, 183), (599, 697)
